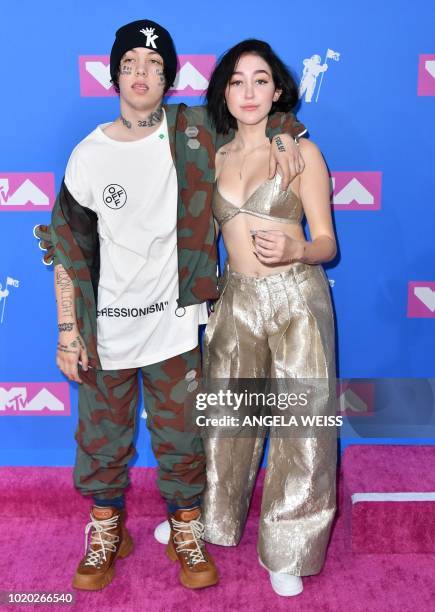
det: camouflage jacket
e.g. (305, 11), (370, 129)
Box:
(35, 104), (306, 368)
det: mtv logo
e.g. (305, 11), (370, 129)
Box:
(0, 173), (55, 212)
(407, 281), (435, 318)
(79, 54), (216, 98)
(0, 383), (70, 416)
(417, 54), (435, 96)
(79, 56), (116, 97)
(169, 55), (216, 96)
(337, 381), (374, 416)
(331, 172), (382, 210)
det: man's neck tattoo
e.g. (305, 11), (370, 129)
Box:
(120, 106), (163, 130)
(138, 106), (163, 127)
(120, 115), (132, 129)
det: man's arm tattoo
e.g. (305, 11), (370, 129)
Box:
(58, 322), (74, 332)
(56, 268), (74, 318)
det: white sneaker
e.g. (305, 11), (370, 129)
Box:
(153, 519), (171, 544)
(258, 556), (303, 597)
(269, 571), (303, 596)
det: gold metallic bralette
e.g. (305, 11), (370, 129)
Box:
(213, 173), (303, 227)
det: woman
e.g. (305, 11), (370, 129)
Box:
(201, 40), (338, 597)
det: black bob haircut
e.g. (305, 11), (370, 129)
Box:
(206, 39), (299, 135)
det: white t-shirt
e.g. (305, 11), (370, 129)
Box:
(64, 112), (208, 370)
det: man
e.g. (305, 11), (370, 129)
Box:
(34, 19), (306, 591)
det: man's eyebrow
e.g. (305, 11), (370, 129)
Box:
(123, 49), (161, 56)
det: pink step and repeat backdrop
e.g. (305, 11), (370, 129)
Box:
(1, 0), (434, 465)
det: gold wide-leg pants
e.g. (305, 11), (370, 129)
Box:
(202, 263), (337, 575)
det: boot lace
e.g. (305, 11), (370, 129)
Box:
(83, 513), (120, 567)
(171, 517), (207, 566)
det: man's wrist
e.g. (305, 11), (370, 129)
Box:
(58, 322), (76, 333)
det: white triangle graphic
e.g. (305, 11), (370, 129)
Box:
(338, 389), (368, 413)
(414, 287), (435, 312)
(334, 178), (374, 205)
(26, 389), (64, 411)
(425, 60), (435, 79)
(0, 179), (49, 206)
(85, 61), (112, 90)
(171, 62), (209, 91)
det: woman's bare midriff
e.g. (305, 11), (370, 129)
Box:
(221, 213), (306, 277)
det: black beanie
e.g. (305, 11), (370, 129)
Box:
(110, 19), (177, 88)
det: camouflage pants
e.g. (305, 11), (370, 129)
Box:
(74, 346), (204, 508)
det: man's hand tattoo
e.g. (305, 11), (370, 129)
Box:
(57, 336), (84, 355)
(77, 336), (86, 349)
(57, 343), (77, 355)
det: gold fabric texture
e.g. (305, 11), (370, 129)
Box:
(202, 264), (337, 576)
(213, 173), (303, 227)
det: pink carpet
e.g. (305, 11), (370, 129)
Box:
(1, 457), (435, 611)
(343, 445), (435, 554)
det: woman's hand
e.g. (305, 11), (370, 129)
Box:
(269, 134), (305, 190)
(253, 230), (305, 265)
(57, 326), (89, 383)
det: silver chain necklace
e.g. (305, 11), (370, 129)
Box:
(223, 141), (269, 180)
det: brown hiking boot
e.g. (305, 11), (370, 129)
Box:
(166, 507), (218, 589)
(72, 506), (133, 591)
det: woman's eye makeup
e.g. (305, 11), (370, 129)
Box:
(229, 78), (270, 86)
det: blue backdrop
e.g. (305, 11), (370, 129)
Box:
(1, 0), (434, 466)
